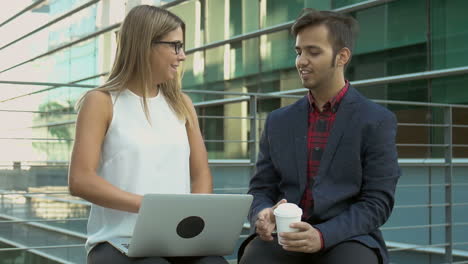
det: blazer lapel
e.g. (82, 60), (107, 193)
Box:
(290, 96), (309, 194)
(316, 87), (359, 180)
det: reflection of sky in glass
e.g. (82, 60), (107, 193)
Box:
(0, 0), (102, 165)
(1, 186), (89, 234)
(0, 184), (88, 261)
(0, 0), (97, 71)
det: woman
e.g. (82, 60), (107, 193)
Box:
(68, 5), (227, 264)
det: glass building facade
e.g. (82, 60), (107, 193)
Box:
(1, 0), (468, 263)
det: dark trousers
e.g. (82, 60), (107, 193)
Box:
(239, 236), (380, 264)
(88, 243), (229, 264)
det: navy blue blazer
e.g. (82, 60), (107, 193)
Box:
(246, 86), (400, 264)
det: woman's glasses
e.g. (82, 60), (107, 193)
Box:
(153, 41), (184, 55)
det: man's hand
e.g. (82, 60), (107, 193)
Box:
(279, 222), (322, 253)
(255, 199), (287, 241)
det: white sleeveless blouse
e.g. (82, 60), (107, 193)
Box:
(85, 89), (191, 253)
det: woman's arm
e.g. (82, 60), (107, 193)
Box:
(68, 91), (142, 213)
(182, 94), (213, 193)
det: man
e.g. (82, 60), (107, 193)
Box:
(239, 9), (400, 264)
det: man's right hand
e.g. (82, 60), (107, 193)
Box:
(255, 199), (287, 241)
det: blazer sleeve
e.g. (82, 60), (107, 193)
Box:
(247, 113), (281, 227)
(314, 112), (400, 249)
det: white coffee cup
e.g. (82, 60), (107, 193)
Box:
(273, 203), (303, 245)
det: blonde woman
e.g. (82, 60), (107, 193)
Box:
(68, 5), (228, 264)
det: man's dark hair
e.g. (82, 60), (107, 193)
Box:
(292, 8), (359, 67)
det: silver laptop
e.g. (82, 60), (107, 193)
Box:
(108, 193), (253, 257)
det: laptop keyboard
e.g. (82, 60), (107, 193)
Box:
(122, 243), (130, 249)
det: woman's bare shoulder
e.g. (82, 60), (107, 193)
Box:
(78, 90), (113, 123)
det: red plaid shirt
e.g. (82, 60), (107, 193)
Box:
(298, 82), (349, 249)
(299, 81), (349, 219)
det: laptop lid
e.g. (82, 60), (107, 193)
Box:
(127, 193), (253, 257)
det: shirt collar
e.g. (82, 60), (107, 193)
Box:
(307, 81), (349, 113)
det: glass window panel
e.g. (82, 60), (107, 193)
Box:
(205, 46), (226, 83)
(353, 5), (386, 54)
(429, 0), (468, 158)
(387, 80), (429, 102)
(348, 44), (427, 80)
(229, 0), (242, 36)
(431, 0), (468, 69)
(32, 141), (74, 161)
(230, 38), (260, 78)
(386, 0), (427, 49)
(70, 40), (99, 81)
(257, 78), (282, 116)
(206, 0), (226, 43)
(182, 52), (205, 88)
(0, 0), (40, 23)
(0, 4), (98, 74)
(0, 80), (97, 165)
(241, 0), (259, 33)
(263, 0), (304, 28)
(1, 38), (99, 84)
(199, 105), (225, 156)
(223, 90), (249, 159)
(229, 0), (259, 37)
(305, 0), (331, 10)
(356, 80), (428, 102)
(332, 0), (368, 9)
(169, 0), (200, 50)
(0, 0), (91, 48)
(386, 45), (428, 75)
(354, 0), (426, 55)
(258, 97), (280, 114)
(261, 30), (296, 72)
(432, 75), (468, 105)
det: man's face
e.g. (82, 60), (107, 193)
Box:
(295, 24), (337, 90)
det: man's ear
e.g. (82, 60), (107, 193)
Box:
(336, 47), (351, 67)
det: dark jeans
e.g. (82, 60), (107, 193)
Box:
(239, 236), (380, 264)
(88, 242), (229, 264)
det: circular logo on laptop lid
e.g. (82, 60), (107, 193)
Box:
(176, 216), (205, 239)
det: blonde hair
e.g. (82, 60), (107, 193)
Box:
(76, 5), (193, 126)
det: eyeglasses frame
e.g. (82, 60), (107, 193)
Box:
(152, 41), (184, 55)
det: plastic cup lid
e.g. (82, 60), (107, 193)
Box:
(273, 203), (303, 217)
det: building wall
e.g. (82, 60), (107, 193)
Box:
(1, 0), (467, 162)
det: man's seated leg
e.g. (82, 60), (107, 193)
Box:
(313, 241), (380, 264)
(239, 235), (306, 264)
